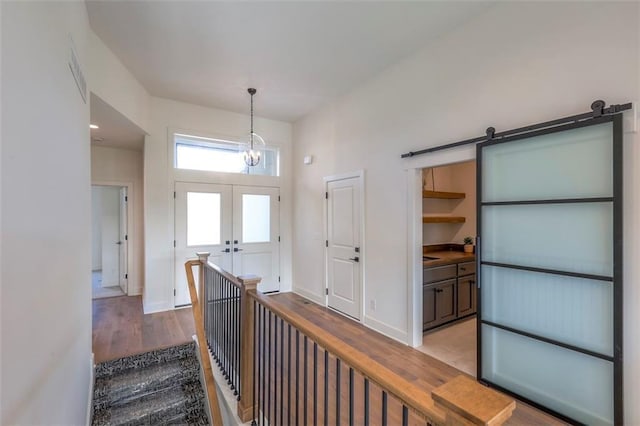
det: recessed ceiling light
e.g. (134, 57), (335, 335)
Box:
(90, 124), (99, 129)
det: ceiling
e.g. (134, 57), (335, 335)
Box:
(86, 1), (492, 123)
(90, 93), (146, 151)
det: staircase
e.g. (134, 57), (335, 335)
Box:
(91, 342), (210, 426)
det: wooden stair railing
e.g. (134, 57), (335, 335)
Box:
(184, 258), (224, 426)
(187, 253), (516, 426)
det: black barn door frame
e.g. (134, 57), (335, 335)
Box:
(476, 114), (623, 425)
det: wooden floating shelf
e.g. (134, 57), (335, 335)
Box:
(423, 190), (466, 199)
(423, 216), (466, 224)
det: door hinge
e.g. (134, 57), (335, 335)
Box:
(325, 192), (328, 199)
(173, 191), (176, 199)
(325, 240), (328, 247)
(125, 235), (128, 241)
(174, 289), (176, 296)
(125, 196), (128, 202)
(278, 196), (281, 201)
(278, 276), (281, 283)
(125, 273), (128, 279)
(173, 240), (176, 247)
(278, 236), (281, 242)
(325, 288), (329, 295)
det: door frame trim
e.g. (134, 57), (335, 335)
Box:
(404, 147), (476, 347)
(91, 180), (134, 296)
(323, 170), (365, 321)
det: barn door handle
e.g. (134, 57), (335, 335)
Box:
(349, 257), (359, 262)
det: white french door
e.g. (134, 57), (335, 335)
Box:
(175, 182), (233, 306)
(174, 182), (279, 306)
(118, 187), (128, 294)
(326, 175), (362, 320)
(232, 186), (280, 293)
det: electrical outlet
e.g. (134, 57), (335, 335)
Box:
(370, 299), (376, 311)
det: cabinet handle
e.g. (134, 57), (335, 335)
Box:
(434, 288), (443, 293)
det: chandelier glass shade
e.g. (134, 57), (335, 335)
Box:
(243, 88), (265, 167)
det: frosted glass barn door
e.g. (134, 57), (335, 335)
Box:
(477, 115), (622, 425)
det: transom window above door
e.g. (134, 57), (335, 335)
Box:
(174, 133), (279, 176)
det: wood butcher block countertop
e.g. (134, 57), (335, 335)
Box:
(423, 244), (476, 267)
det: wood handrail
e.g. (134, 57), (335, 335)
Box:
(204, 260), (243, 289)
(185, 259), (224, 426)
(248, 289), (447, 424)
(248, 290), (516, 425)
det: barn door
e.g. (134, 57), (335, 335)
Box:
(477, 115), (622, 425)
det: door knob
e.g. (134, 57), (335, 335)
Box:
(234, 248), (243, 252)
(116, 241), (122, 245)
(221, 248), (230, 253)
(349, 256), (359, 262)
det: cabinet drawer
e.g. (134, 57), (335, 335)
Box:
(457, 261), (476, 276)
(424, 264), (457, 283)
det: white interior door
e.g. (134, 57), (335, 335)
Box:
(118, 187), (128, 294)
(175, 182), (232, 307)
(326, 176), (362, 320)
(100, 186), (120, 288)
(232, 186), (280, 293)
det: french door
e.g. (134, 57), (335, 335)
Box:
(174, 182), (280, 307)
(477, 115), (622, 425)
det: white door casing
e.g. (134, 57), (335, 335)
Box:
(232, 186), (280, 293)
(118, 187), (128, 293)
(326, 173), (363, 320)
(175, 182), (232, 307)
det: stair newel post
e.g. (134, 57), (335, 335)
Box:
(236, 274), (261, 422)
(196, 252), (210, 317)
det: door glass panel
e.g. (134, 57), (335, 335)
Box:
(482, 203), (613, 276)
(242, 194), (270, 243)
(482, 122), (613, 202)
(482, 324), (614, 425)
(187, 192), (221, 246)
(482, 265), (613, 356)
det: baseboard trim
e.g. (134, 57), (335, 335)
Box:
(292, 287), (325, 306)
(363, 315), (408, 344)
(86, 352), (95, 426)
(142, 300), (173, 314)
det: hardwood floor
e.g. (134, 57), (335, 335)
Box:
(92, 296), (195, 363)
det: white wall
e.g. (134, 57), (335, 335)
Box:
(144, 96), (293, 313)
(92, 146), (145, 295)
(292, 3), (639, 423)
(1, 2), (92, 424)
(92, 187), (103, 270)
(88, 30), (151, 134)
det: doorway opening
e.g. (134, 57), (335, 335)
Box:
(92, 184), (129, 299)
(415, 159), (477, 376)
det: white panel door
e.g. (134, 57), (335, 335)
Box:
(326, 177), (361, 320)
(232, 186), (280, 293)
(118, 187), (128, 294)
(101, 186), (120, 287)
(175, 182), (232, 306)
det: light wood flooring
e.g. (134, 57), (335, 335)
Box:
(92, 295), (195, 363)
(418, 317), (476, 377)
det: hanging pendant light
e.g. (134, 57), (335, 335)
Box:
(243, 88), (265, 167)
